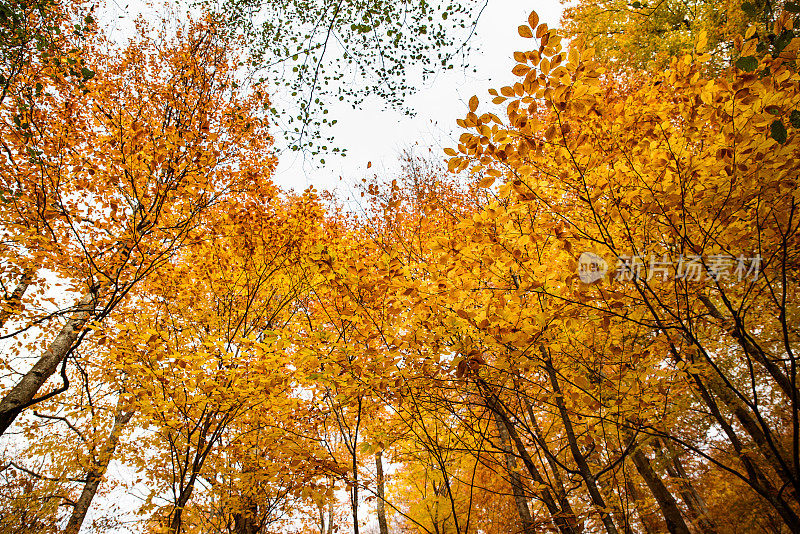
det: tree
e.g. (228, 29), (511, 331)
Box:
(206, 0), (489, 156)
(0, 16), (274, 436)
(445, 8), (800, 531)
(560, 0), (752, 71)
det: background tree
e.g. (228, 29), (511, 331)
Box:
(204, 0), (489, 157)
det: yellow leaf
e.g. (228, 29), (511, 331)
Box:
(528, 11), (539, 29)
(696, 30), (708, 52)
(469, 95), (479, 113)
(518, 25), (533, 38)
(478, 175), (496, 188)
(512, 64), (531, 76)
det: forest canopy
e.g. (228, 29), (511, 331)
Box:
(0, 0), (798, 533)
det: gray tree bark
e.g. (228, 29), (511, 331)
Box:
(542, 351), (618, 534)
(64, 398), (134, 534)
(493, 411), (535, 534)
(0, 290), (96, 436)
(376, 450), (390, 534)
(653, 438), (718, 534)
(0, 267), (34, 329)
(626, 434), (691, 534)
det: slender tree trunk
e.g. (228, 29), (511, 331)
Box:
(327, 483), (334, 534)
(168, 478), (197, 534)
(351, 462), (359, 534)
(167, 412), (229, 534)
(0, 267), (34, 329)
(698, 295), (793, 400)
(542, 351), (619, 534)
(479, 381), (578, 534)
(597, 477), (633, 534)
(523, 396), (583, 532)
(64, 398), (135, 534)
(624, 475), (659, 534)
(694, 379), (800, 530)
(690, 360), (800, 505)
(625, 433), (691, 534)
(233, 502), (260, 534)
(675, 320), (800, 505)
(0, 290), (96, 436)
(376, 450), (390, 534)
(318, 500), (326, 534)
(493, 411), (535, 534)
(653, 439), (718, 534)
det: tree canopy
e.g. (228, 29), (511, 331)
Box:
(0, 1), (799, 534)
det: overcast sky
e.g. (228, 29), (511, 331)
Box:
(272, 0), (565, 195)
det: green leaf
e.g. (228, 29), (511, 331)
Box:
(774, 30), (793, 54)
(735, 56), (758, 72)
(771, 119), (787, 143)
(789, 110), (800, 129)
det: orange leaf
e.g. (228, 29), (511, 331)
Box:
(528, 11), (539, 29)
(478, 176), (496, 188)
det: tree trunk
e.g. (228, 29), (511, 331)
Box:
(694, 379), (800, 530)
(542, 351), (619, 534)
(0, 207), (145, 438)
(479, 380), (579, 534)
(676, 319), (800, 505)
(327, 484), (334, 534)
(318, 499), (326, 534)
(233, 502), (260, 534)
(64, 398), (134, 534)
(0, 267), (34, 329)
(626, 433), (691, 534)
(653, 438), (718, 534)
(168, 481), (195, 534)
(624, 475), (659, 534)
(493, 411), (535, 534)
(0, 290), (96, 436)
(523, 396), (583, 532)
(698, 295), (793, 400)
(376, 450), (390, 534)
(692, 358), (800, 505)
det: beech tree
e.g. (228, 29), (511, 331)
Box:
(441, 8), (800, 531)
(0, 16), (274, 435)
(208, 0), (489, 156)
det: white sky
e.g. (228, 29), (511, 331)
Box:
(273, 0), (565, 195)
